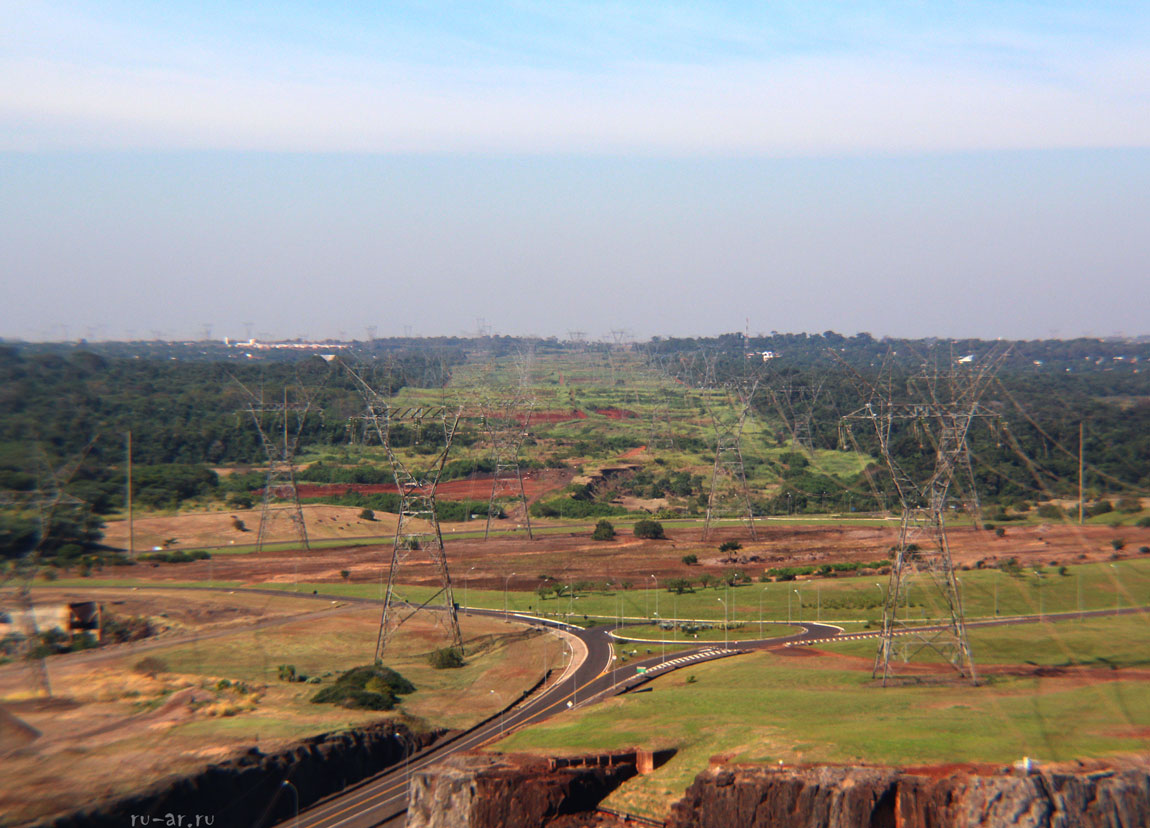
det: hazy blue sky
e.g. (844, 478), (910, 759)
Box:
(2, 2), (1148, 341)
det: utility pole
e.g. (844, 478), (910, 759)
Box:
(126, 430), (134, 558)
(1078, 421), (1085, 525)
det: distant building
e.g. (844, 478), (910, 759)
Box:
(0, 602), (102, 641)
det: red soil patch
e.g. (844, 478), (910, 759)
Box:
(593, 407), (638, 420)
(286, 470), (573, 503)
(617, 445), (648, 460)
(519, 409), (587, 425)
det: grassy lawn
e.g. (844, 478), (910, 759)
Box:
(610, 622), (804, 643)
(492, 630), (1150, 819)
(49, 558), (1150, 630)
(821, 613), (1150, 669)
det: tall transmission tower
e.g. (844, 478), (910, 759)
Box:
(699, 364), (762, 541)
(767, 383), (823, 453)
(344, 365), (464, 662)
(0, 441), (98, 699)
(479, 360), (536, 541)
(840, 351), (1004, 686)
(234, 381), (315, 555)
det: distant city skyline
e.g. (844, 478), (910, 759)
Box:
(2, 3), (1148, 341)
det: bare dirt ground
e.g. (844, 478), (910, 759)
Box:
(101, 470), (575, 551)
(96, 519), (1150, 595)
(0, 589), (561, 826)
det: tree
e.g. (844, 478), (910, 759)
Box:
(359, 508), (375, 521)
(718, 540), (742, 554)
(681, 553), (698, 565)
(591, 519), (616, 541)
(667, 578), (694, 594)
(633, 519), (665, 539)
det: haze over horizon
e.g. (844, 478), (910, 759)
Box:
(3, 2), (1149, 343)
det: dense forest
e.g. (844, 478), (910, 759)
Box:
(1, 333), (1147, 561)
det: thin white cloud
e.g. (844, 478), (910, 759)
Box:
(2, 3), (1149, 154)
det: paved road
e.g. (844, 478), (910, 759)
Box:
(278, 612), (841, 828)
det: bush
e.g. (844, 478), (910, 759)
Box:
(133, 656), (168, 676)
(1136, 517), (1150, 528)
(359, 508), (375, 521)
(1116, 496), (1142, 514)
(591, 519), (616, 541)
(1036, 503), (1064, 520)
(994, 526), (1006, 538)
(633, 520), (665, 540)
(681, 553), (698, 566)
(1111, 538), (1125, 551)
(311, 664), (415, 709)
(428, 647), (465, 669)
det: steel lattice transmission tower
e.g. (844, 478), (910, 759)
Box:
(480, 373), (536, 542)
(701, 372), (762, 542)
(767, 383), (823, 453)
(840, 351), (1005, 686)
(235, 381), (315, 555)
(345, 366), (464, 662)
(0, 440), (98, 699)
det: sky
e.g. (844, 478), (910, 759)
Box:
(2, 1), (1149, 342)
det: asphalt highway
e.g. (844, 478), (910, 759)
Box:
(276, 610), (841, 828)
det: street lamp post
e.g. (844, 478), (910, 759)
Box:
(504, 572), (517, 621)
(717, 598), (728, 649)
(788, 589), (792, 624)
(795, 588), (803, 623)
(281, 781), (300, 828)
(464, 565), (477, 612)
(650, 574), (658, 621)
(1078, 573), (1083, 620)
(759, 587), (768, 638)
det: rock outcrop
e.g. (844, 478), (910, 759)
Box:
(42, 721), (441, 828)
(667, 762), (1150, 828)
(407, 753), (638, 828)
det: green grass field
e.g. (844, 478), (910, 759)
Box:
(493, 613), (1150, 819)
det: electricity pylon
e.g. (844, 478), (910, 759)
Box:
(235, 381), (314, 555)
(344, 365), (463, 662)
(701, 375), (761, 541)
(840, 350), (1005, 685)
(0, 440), (98, 699)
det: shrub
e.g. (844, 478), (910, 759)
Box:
(231, 517), (247, 532)
(1116, 496), (1142, 514)
(278, 664), (297, 682)
(1111, 538), (1125, 551)
(133, 656), (168, 676)
(994, 526), (1006, 538)
(311, 664), (415, 708)
(1036, 503), (1064, 520)
(428, 647), (465, 669)
(1137, 517), (1150, 528)
(359, 509), (375, 521)
(591, 519), (616, 541)
(681, 553), (698, 566)
(633, 520), (665, 540)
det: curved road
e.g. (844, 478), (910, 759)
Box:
(277, 610), (840, 828)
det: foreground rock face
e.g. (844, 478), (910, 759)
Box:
(407, 753), (637, 828)
(42, 721), (440, 828)
(667, 763), (1150, 828)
